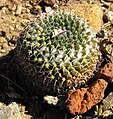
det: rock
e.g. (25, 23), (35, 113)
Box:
(110, 4), (113, 12)
(0, 103), (6, 110)
(81, 79), (108, 114)
(0, 49), (6, 53)
(95, 92), (113, 118)
(2, 43), (9, 50)
(65, 79), (108, 115)
(101, 110), (113, 118)
(107, 11), (113, 22)
(98, 62), (113, 83)
(65, 88), (87, 115)
(101, 92), (113, 111)
(0, 37), (15, 56)
(9, 26), (15, 31)
(103, 10), (113, 23)
(44, 95), (59, 105)
(0, 102), (21, 119)
(1, 7), (9, 14)
(18, 104), (32, 119)
(15, 3), (22, 15)
(45, 7), (52, 13)
(0, 37), (7, 43)
(60, 4), (103, 32)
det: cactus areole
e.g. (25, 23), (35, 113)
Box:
(17, 11), (98, 96)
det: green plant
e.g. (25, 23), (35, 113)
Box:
(17, 11), (98, 94)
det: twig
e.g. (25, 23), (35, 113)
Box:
(0, 74), (28, 95)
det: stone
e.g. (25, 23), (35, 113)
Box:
(45, 7), (52, 13)
(9, 26), (15, 31)
(65, 88), (87, 115)
(0, 49), (6, 53)
(110, 4), (113, 12)
(0, 103), (6, 110)
(0, 102), (21, 119)
(80, 79), (108, 114)
(103, 10), (113, 23)
(44, 95), (59, 105)
(107, 11), (113, 22)
(101, 92), (113, 111)
(2, 43), (9, 50)
(15, 3), (22, 15)
(96, 92), (113, 118)
(98, 62), (113, 83)
(60, 4), (103, 32)
(65, 79), (108, 115)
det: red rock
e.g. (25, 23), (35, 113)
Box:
(65, 89), (87, 115)
(80, 79), (108, 113)
(98, 62), (113, 83)
(65, 79), (108, 115)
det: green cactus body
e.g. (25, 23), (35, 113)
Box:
(17, 11), (98, 95)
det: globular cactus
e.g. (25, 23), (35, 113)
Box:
(16, 11), (98, 96)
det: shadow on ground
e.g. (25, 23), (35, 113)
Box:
(0, 50), (72, 119)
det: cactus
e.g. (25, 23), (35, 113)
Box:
(16, 11), (98, 95)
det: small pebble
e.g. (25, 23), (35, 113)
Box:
(1, 49), (6, 53)
(15, 24), (19, 29)
(1, 7), (7, 14)
(9, 26), (15, 31)
(45, 7), (52, 13)
(107, 11), (113, 21)
(26, 8), (30, 13)
(11, 4), (17, 11)
(0, 103), (5, 109)
(0, 102), (21, 119)
(110, 4), (113, 11)
(25, 3), (33, 9)
(2, 43), (9, 49)
(21, 19), (30, 26)
(15, 3), (22, 15)
(0, 37), (7, 43)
